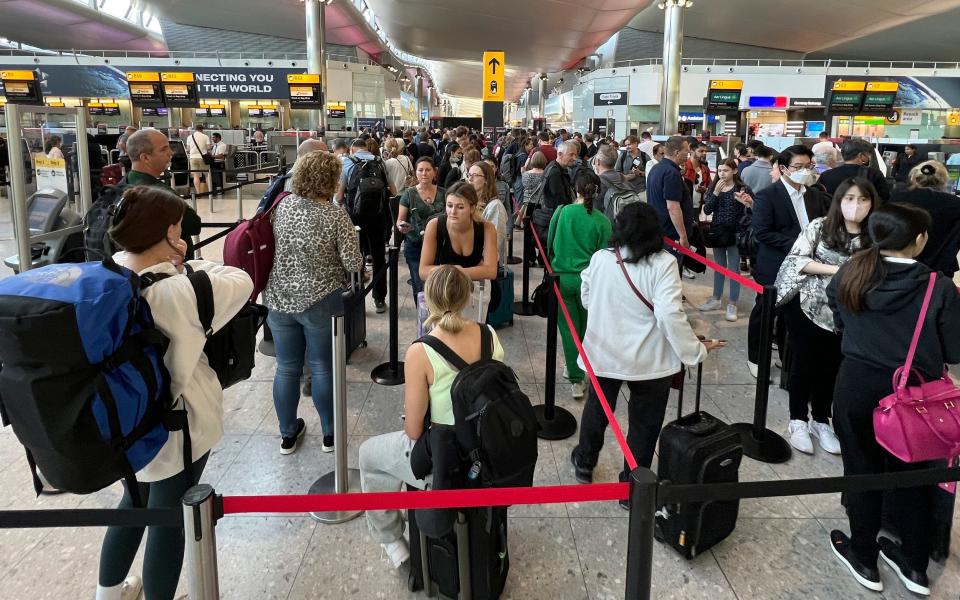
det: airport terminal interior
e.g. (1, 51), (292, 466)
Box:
(1, 1), (960, 599)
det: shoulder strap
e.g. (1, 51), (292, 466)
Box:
(614, 247), (654, 312)
(417, 335), (469, 370)
(186, 270), (215, 337)
(898, 272), (939, 389)
(264, 190), (290, 217)
(479, 322), (493, 361)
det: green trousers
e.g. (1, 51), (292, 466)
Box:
(557, 274), (587, 384)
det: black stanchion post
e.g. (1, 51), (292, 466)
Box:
(535, 275), (578, 440)
(514, 217), (537, 316)
(730, 285), (792, 463)
(371, 241), (405, 386)
(507, 224), (522, 265)
(624, 468), (657, 600)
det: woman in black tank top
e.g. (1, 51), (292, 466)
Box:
(419, 182), (499, 283)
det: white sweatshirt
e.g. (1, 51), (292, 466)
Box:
(115, 256), (254, 482)
(578, 248), (707, 380)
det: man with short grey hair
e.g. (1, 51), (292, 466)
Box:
(531, 140), (577, 245)
(594, 144), (628, 216)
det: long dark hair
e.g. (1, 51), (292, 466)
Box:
(610, 202), (663, 261)
(575, 169), (601, 214)
(837, 203), (931, 313)
(822, 177), (881, 251)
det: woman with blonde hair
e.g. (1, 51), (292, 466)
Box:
(263, 150), (364, 455)
(384, 137), (415, 195)
(891, 160), (960, 276)
(468, 160), (509, 264)
(359, 264), (506, 569)
(419, 181), (498, 283)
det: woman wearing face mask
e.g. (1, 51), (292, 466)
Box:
(96, 186), (253, 600)
(438, 142), (463, 190)
(775, 177), (881, 456)
(398, 157), (445, 301)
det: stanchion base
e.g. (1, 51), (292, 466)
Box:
(729, 423), (792, 464)
(513, 301), (538, 316)
(258, 339), (276, 357)
(507, 256), (522, 265)
(371, 362), (405, 386)
(534, 405), (578, 440)
(308, 469), (364, 524)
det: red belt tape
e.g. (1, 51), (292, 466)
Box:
(663, 237), (765, 294)
(528, 225), (639, 471)
(221, 482), (629, 515)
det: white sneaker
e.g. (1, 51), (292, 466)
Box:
(697, 297), (721, 311)
(381, 538), (410, 569)
(747, 361), (759, 378)
(682, 268), (697, 280)
(121, 576), (144, 600)
(809, 421), (841, 455)
(725, 303), (738, 322)
(788, 419), (814, 454)
(571, 381), (585, 399)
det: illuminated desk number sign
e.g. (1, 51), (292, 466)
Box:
(706, 80), (743, 113)
(126, 72), (164, 108)
(287, 73), (323, 108)
(160, 72), (200, 108)
(0, 70), (44, 106)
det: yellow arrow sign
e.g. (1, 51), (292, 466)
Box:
(483, 51), (505, 102)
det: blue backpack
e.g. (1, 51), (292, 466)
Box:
(0, 258), (190, 504)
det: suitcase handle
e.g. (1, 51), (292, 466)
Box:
(676, 362), (703, 420)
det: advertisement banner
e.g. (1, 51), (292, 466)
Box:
(34, 156), (69, 194)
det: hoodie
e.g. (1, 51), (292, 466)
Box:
(826, 259), (960, 378)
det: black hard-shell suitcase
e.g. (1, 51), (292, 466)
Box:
(407, 506), (510, 600)
(655, 364), (743, 558)
(342, 271), (367, 362)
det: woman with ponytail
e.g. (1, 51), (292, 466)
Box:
(358, 265), (506, 570)
(891, 160), (960, 276)
(546, 169), (613, 399)
(825, 203), (960, 596)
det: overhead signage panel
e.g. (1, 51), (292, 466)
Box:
(0, 69), (44, 105)
(706, 90), (742, 112)
(287, 73), (323, 108)
(327, 103), (346, 118)
(832, 80), (867, 92)
(790, 97), (825, 108)
(126, 72), (163, 108)
(483, 51), (505, 102)
(829, 91), (864, 114)
(861, 92), (898, 114)
(709, 80), (743, 90)
(160, 72), (199, 107)
(594, 92), (627, 106)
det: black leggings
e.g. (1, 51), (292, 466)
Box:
(783, 297), (842, 423)
(98, 453), (209, 600)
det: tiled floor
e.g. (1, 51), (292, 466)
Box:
(0, 186), (958, 599)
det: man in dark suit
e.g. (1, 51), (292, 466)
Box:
(748, 145), (830, 377)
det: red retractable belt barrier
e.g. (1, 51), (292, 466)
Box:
(222, 482), (629, 515)
(528, 225), (639, 471)
(663, 237), (764, 294)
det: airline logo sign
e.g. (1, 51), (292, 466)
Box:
(483, 51), (505, 102)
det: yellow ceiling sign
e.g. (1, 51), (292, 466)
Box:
(126, 72), (159, 83)
(161, 72), (195, 83)
(948, 112), (960, 127)
(483, 51), (505, 102)
(0, 70), (36, 81)
(709, 80), (743, 90)
(866, 81), (899, 92)
(287, 73), (321, 84)
(832, 80), (867, 92)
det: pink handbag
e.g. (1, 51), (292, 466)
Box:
(873, 272), (960, 464)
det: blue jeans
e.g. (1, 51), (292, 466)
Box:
(711, 244), (741, 302)
(404, 239), (424, 304)
(267, 291), (343, 437)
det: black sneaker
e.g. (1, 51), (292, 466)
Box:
(879, 536), (930, 596)
(280, 418), (306, 455)
(375, 300), (387, 314)
(618, 498), (629, 511)
(570, 448), (593, 484)
(829, 530), (883, 592)
(322, 435), (334, 453)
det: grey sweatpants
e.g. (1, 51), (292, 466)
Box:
(358, 430), (431, 544)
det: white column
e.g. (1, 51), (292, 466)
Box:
(305, 0), (327, 132)
(659, 0), (688, 136)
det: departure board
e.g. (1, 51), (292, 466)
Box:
(0, 70), (44, 105)
(127, 72), (164, 107)
(828, 92), (864, 114)
(287, 73), (323, 108)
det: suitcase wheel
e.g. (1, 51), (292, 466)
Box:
(407, 571), (421, 592)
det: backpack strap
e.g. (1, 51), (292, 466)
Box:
(185, 270), (215, 337)
(479, 322), (493, 361)
(417, 335), (469, 370)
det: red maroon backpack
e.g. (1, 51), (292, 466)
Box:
(223, 191), (290, 301)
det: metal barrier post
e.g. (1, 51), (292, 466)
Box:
(6, 105), (33, 273)
(309, 313), (363, 524)
(624, 468), (658, 600)
(371, 242), (404, 386)
(536, 275), (577, 439)
(513, 217), (536, 316)
(73, 106), (93, 215)
(236, 183), (244, 221)
(506, 211), (522, 264)
(183, 484), (221, 600)
(730, 285), (792, 463)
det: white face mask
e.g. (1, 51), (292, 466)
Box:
(787, 168), (816, 186)
(841, 203), (870, 223)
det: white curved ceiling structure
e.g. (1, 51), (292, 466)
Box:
(0, 0), (165, 51)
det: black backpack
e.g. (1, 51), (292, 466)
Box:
(83, 180), (130, 261)
(346, 157), (387, 218)
(418, 324), (538, 489)
(499, 151), (517, 185)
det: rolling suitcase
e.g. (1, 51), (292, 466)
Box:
(342, 271), (367, 361)
(655, 364), (743, 558)
(408, 506), (510, 600)
(485, 267), (514, 329)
